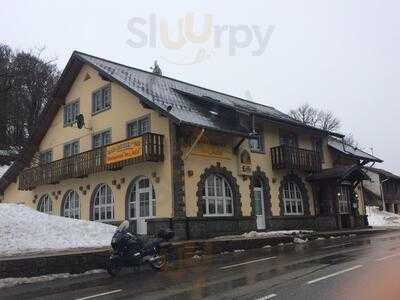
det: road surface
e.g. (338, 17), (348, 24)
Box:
(2, 230), (400, 300)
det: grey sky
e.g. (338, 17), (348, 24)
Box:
(1, 0), (399, 173)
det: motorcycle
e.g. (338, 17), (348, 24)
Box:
(106, 220), (174, 276)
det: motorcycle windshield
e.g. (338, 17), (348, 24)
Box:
(117, 220), (129, 232)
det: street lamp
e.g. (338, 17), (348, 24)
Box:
(380, 178), (389, 212)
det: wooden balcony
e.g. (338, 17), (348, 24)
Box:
(19, 133), (164, 190)
(270, 145), (322, 173)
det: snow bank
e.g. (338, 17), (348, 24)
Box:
(0, 269), (105, 289)
(242, 230), (313, 239)
(367, 206), (400, 227)
(0, 204), (116, 257)
(213, 230), (314, 240)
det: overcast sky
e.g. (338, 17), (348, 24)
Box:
(1, 0), (399, 173)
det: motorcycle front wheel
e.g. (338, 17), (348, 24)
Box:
(107, 258), (122, 277)
(150, 254), (167, 271)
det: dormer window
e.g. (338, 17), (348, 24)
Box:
(92, 85), (111, 114)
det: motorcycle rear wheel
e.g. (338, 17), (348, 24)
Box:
(107, 259), (122, 277)
(150, 254), (167, 271)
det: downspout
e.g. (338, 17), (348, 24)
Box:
(183, 128), (205, 161)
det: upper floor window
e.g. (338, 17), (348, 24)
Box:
(249, 131), (264, 153)
(93, 129), (111, 148)
(64, 140), (79, 158)
(40, 150), (52, 165)
(280, 133), (298, 148)
(127, 116), (150, 138)
(64, 100), (80, 126)
(92, 85), (111, 114)
(312, 137), (324, 162)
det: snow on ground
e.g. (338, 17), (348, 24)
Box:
(213, 230), (314, 240)
(0, 269), (105, 289)
(0, 203), (116, 257)
(367, 206), (400, 227)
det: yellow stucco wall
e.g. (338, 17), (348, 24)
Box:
(2, 63), (367, 225)
(183, 121), (317, 218)
(4, 65), (173, 220)
(3, 180), (34, 205)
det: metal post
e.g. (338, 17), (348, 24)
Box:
(380, 178), (389, 211)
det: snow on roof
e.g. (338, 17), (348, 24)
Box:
(0, 204), (116, 257)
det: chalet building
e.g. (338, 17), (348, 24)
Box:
(363, 167), (400, 213)
(0, 51), (383, 239)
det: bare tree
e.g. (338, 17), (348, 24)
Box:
(289, 103), (319, 127)
(317, 110), (341, 132)
(289, 103), (341, 132)
(0, 44), (59, 165)
(289, 103), (358, 146)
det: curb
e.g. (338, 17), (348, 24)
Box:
(1, 228), (396, 279)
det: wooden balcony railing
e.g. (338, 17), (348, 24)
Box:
(270, 145), (322, 172)
(19, 133), (164, 190)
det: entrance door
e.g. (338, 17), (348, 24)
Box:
(254, 179), (266, 230)
(128, 177), (156, 235)
(338, 185), (351, 228)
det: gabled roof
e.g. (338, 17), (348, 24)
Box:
(0, 51), (346, 192)
(364, 166), (400, 181)
(328, 138), (383, 163)
(63, 51), (344, 138)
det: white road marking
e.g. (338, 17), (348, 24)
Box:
(307, 265), (363, 285)
(220, 256), (277, 270)
(256, 293), (277, 300)
(74, 289), (123, 300)
(376, 253), (400, 262)
(321, 243), (352, 250)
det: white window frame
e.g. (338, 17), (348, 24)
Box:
(202, 174), (234, 217)
(126, 115), (150, 138)
(63, 190), (80, 219)
(64, 99), (80, 126)
(92, 85), (111, 114)
(92, 129), (112, 149)
(38, 194), (52, 214)
(92, 183), (114, 222)
(40, 150), (53, 165)
(283, 181), (304, 216)
(127, 176), (156, 220)
(63, 140), (79, 158)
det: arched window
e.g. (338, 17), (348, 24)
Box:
(283, 181), (303, 215)
(62, 190), (80, 219)
(202, 174), (233, 216)
(127, 177), (156, 219)
(38, 194), (52, 214)
(92, 183), (114, 221)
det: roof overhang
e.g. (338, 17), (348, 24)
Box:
(308, 164), (370, 182)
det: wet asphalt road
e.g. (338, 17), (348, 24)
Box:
(2, 230), (400, 300)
